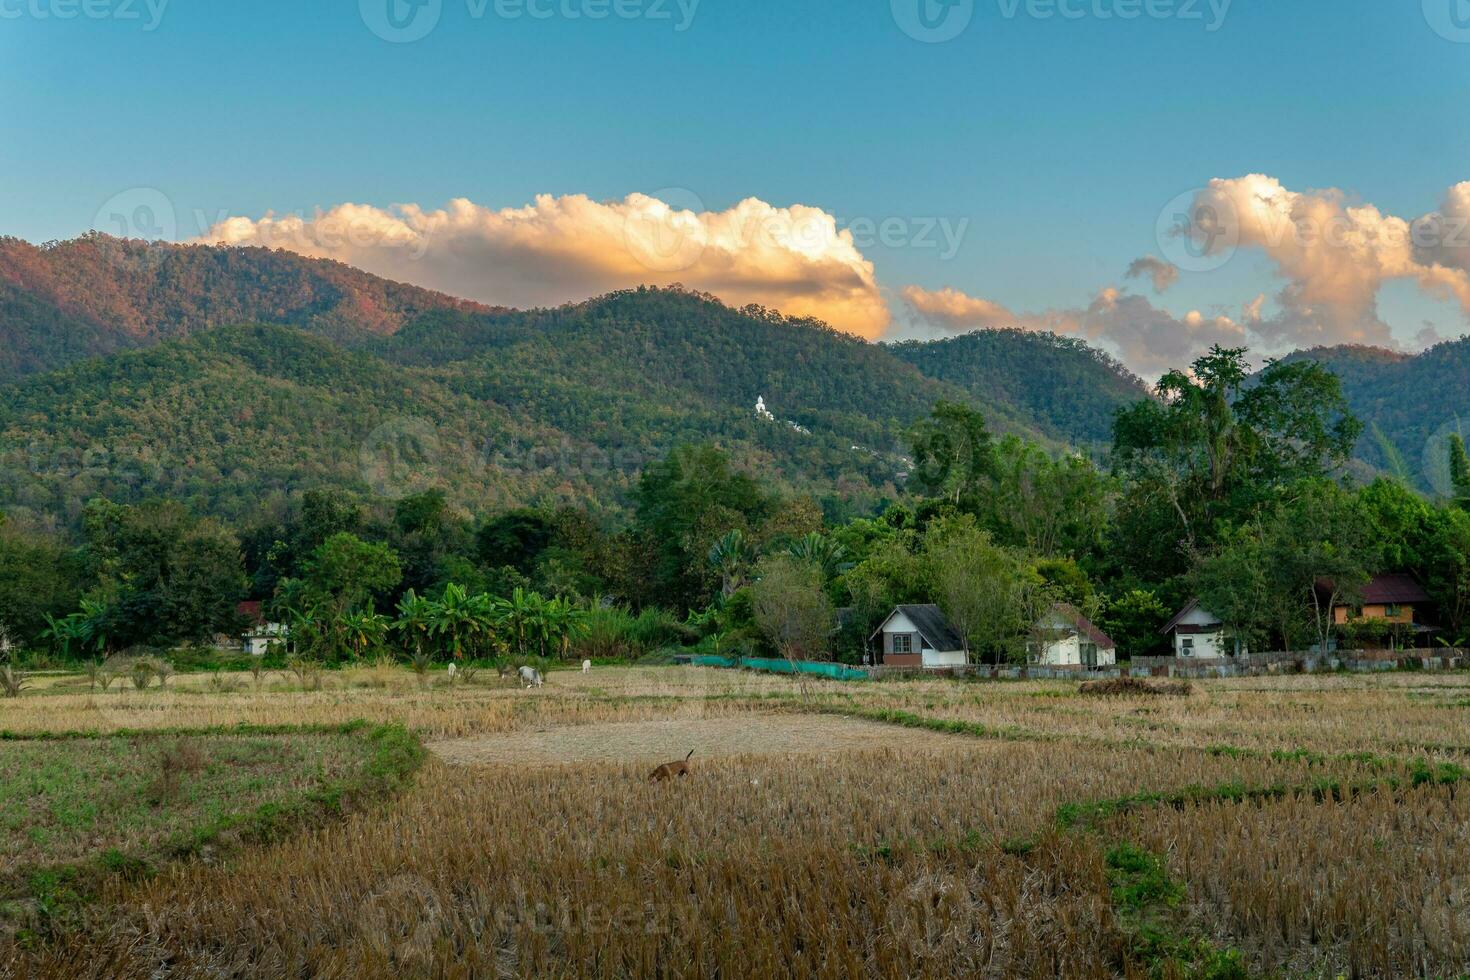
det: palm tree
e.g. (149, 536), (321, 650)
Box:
(709, 529), (753, 597)
(787, 533), (852, 582)
(42, 613), (86, 660)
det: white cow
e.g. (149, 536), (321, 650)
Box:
(446, 663), (457, 683)
(518, 665), (544, 688)
(582, 659), (592, 674)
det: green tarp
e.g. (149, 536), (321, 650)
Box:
(689, 655), (868, 681)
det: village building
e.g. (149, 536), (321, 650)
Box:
(1028, 603), (1117, 668)
(871, 605), (968, 667)
(237, 600), (287, 656)
(1160, 599), (1246, 659)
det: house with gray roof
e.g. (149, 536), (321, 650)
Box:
(871, 604), (967, 667)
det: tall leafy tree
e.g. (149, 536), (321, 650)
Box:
(1449, 434), (1470, 510)
(633, 444), (774, 611)
(80, 499), (247, 647)
(1113, 346), (1361, 571)
(907, 401), (996, 509)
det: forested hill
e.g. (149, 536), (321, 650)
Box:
(1289, 340), (1470, 491)
(886, 330), (1150, 446)
(0, 235), (491, 384)
(0, 240), (1160, 524)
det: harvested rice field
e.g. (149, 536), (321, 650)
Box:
(428, 714), (968, 766)
(4, 664), (1469, 978)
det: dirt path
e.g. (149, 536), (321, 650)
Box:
(429, 714), (968, 766)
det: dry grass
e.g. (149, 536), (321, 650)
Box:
(1078, 677), (1192, 697)
(5, 664), (1470, 977)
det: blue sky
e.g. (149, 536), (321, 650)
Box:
(3, 0), (1468, 373)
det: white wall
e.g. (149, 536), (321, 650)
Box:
(881, 610), (966, 666)
(1175, 630), (1226, 658)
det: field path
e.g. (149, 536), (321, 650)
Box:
(428, 714), (966, 766)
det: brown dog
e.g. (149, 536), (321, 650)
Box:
(649, 750), (694, 782)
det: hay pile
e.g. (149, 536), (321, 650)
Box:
(1078, 677), (1193, 697)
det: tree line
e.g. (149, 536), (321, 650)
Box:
(3, 345), (1469, 670)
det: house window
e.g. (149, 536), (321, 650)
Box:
(1180, 638), (1194, 656)
(892, 633), (913, 654)
(1385, 604), (1401, 618)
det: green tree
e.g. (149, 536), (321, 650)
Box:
(1449, 434), (1470, 510)
(633, 445), (775, 611)
(907, 401), (995, 510)
(81, 499), (247, 647)
(300, 532), (402, 616)
(1098, 590), (1170, 660)
(924, 517), (1050, 664)
(1113, 347), (1361, 569)
(749, 555), (834, 666)
(708, 529), (754, 598)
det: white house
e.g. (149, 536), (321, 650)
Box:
(1160, 599), (1246, 659)
(871, 605), (968, 667)
(238, 600), (287, 657)
(1029, 603), (1117, 668)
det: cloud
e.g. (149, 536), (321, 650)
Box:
(197, 193), (890, 339)
(1124, 255), (1180, 293)
(902, 284), (1244, 379)
(1179, 174), (1470, 349)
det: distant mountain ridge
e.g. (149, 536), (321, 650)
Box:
(0, 236), (1174, 522)
(1289, 340), (1470, 492)
(0, 234), (492, 383)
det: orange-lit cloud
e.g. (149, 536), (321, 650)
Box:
(197, 193), (890, 338)
(1181, 174), (1470, 348)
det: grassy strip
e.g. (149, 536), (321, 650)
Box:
(815, 704), (1061, 744)
(0, 720), (375, 742)
(1103, 843), (1249, 979)
(1057, 760), (1467, 834)
(8, 723), (425, 941)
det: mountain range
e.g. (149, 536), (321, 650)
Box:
(0, 235), (1465, 524)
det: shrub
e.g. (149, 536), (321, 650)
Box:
(1079, 678), (1192, 697)
(0, 664), (26, 698)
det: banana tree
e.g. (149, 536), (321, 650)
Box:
(394, 589), (435, 661)
(341, 608), (390, 660)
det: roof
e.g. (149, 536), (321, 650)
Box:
(1159, 598), (1222, 635)
(871, 604), (966, 652)
(1040, 602), (1115, 649)
(1360, 573), (1431, 605)
(236, 600), (266, 626)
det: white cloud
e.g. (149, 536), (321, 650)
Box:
(197, 193), (890, 339)
(1180, 174), (1470, 349)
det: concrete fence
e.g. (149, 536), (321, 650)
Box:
(678, 649), (1468, 683)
